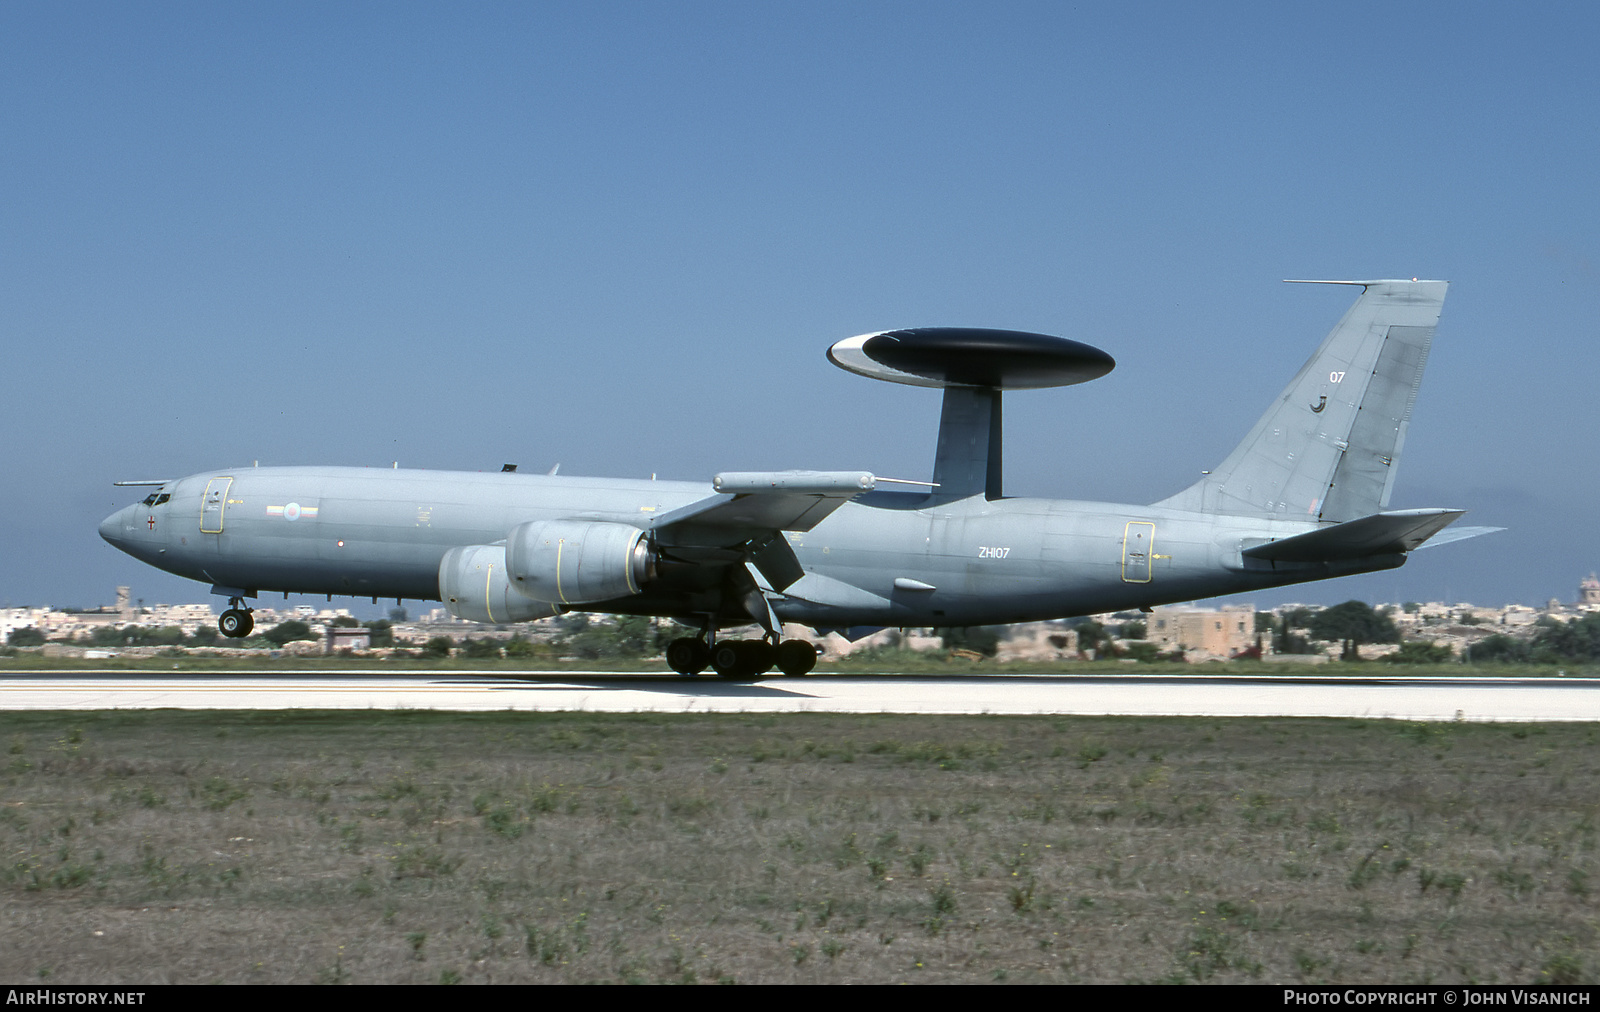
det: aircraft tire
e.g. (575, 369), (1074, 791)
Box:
(776, 639), (818, 676)
(711, 641), (766, 681)
(746, 640), (776, 674)
(219, 609), (253, 639)
(666, 637), (709, 676)
(710, 641), (746, 679)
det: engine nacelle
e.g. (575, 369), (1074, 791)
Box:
(505, 519), (654, 605)
(438, 544), (563, 624)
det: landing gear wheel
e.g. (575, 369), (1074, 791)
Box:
(666, 637), (710, 676)
(776, 639), (818, 676)
(746, 640), (776, 675)
(219, 609), (254, 639)
(710, 641), (747, 679)
(712, 640), (773, 681)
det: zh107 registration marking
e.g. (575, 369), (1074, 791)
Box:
(977, 547), (1011, 558)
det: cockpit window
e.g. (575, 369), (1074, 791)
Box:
(141, 493), (171, 507)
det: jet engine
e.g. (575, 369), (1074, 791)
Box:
(504, 519), (655, 605)
(438, 544), (563, 624)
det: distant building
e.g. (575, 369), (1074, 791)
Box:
(995, 622), (1079, 662)
(1580, 573), (1600, 608)
(1147, 604), (1255, 658)
(1500, 605), (1539, 626)
(327, 627), (372, 652)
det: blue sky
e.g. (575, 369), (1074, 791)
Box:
(3, 2), (1595, 614)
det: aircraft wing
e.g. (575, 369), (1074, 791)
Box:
(1242, 508), (1476, 563)
(649, 471), (877, 549)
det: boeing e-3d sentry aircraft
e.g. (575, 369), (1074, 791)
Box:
(101, 279), (1497, 678)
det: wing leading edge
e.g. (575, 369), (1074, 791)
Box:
(649, 471), (877, 548)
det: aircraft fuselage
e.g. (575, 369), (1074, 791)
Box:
(100, 465), (1397, 629)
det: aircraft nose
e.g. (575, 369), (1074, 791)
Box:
(99, 506), (131, 550)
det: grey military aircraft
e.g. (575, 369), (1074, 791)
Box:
(101, 279), (1495, 678)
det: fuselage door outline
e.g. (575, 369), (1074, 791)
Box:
(1122, 521), (1154, 583)
(200, 477), (234, 534)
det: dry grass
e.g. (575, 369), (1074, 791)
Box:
(1, 711), (1596, 984)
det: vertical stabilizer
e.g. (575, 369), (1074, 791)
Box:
(1153, 280), (1447, 522)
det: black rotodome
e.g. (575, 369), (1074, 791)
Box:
(859, 327), (1115, 389)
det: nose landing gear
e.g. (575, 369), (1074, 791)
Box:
(218, 598), (255, 639)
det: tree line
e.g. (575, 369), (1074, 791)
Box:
(10, 605), (1600, 665)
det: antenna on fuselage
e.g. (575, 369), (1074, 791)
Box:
(826, 328), (1115, 500)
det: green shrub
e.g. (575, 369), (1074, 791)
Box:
(1383, 641), (1456, 664)
(262, 620), (318, 646)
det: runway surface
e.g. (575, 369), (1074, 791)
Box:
(2, 669), (1599, 721)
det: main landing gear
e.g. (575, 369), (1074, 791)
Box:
(218, 598), (254, 639)
(664, 637), (711, 676)
(665, 634), (818, 679)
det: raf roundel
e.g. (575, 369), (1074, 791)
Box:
(827, 327), (1115, 389)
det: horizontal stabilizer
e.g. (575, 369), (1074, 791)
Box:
(1411, 524), (1505, 551)
(1242, 508), (1466, 563)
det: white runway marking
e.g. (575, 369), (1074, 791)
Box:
(1, 670), (1598, 721)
